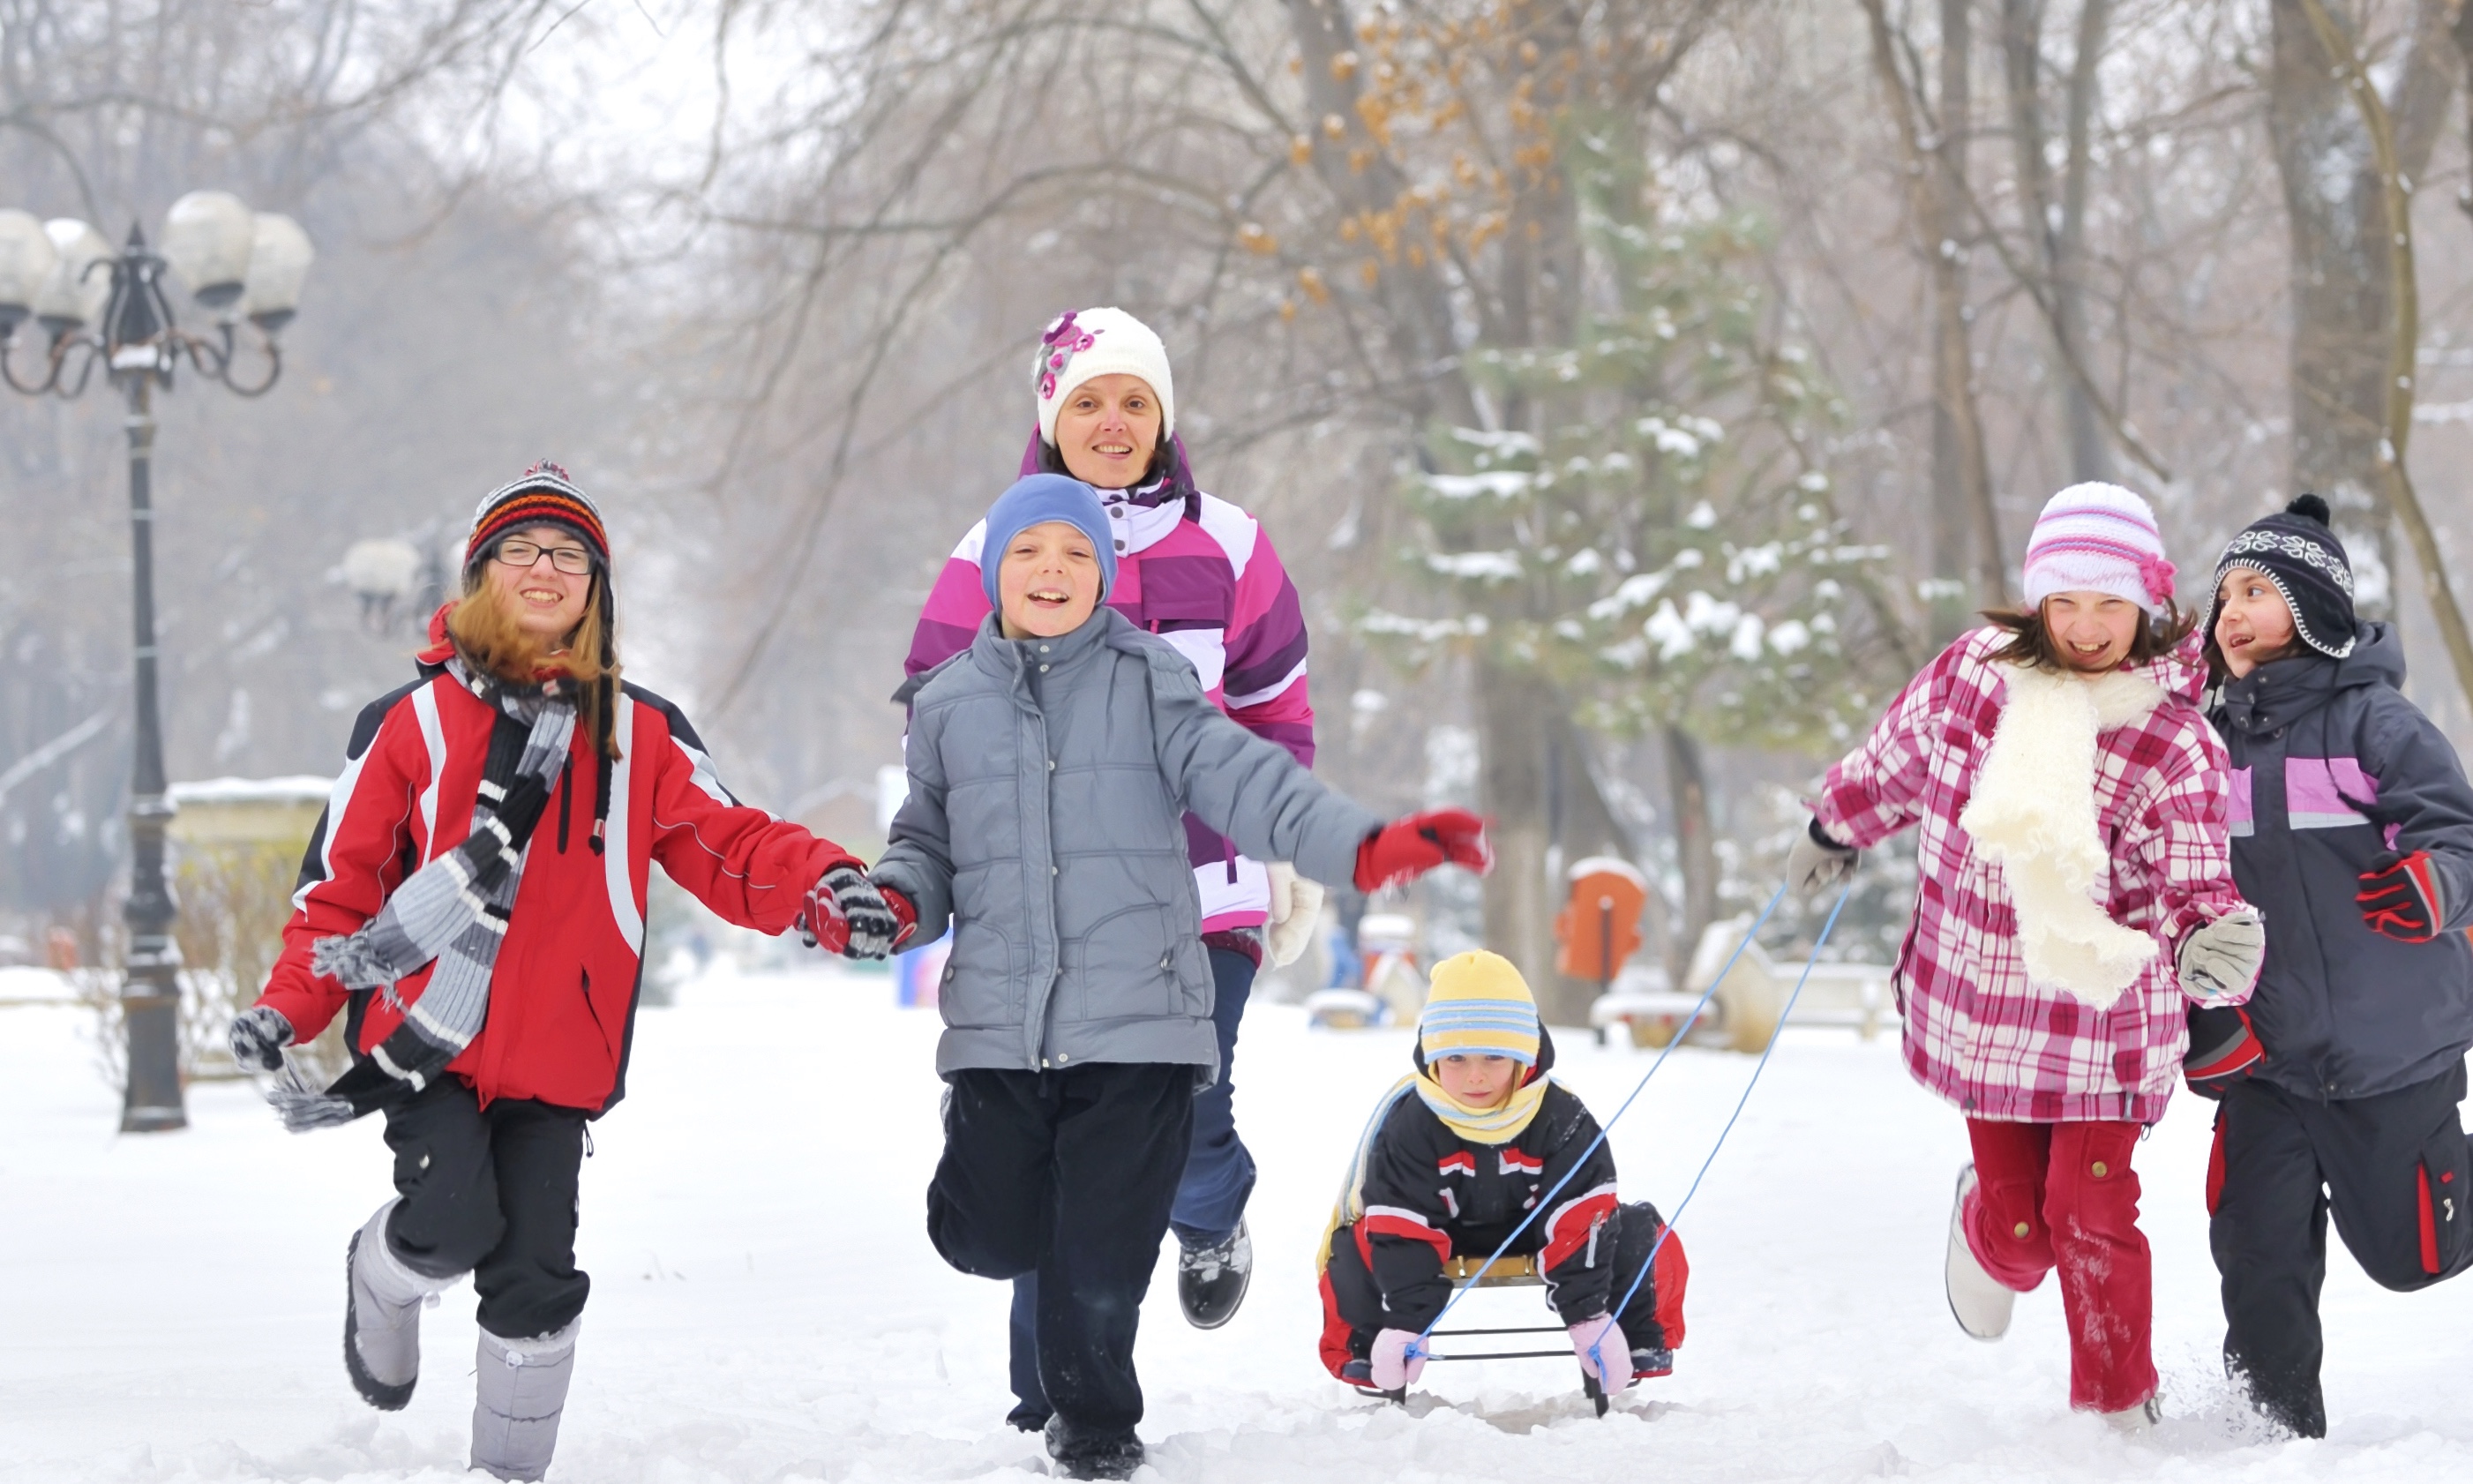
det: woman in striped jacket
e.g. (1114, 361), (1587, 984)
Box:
(902, 307), (1315, 1421)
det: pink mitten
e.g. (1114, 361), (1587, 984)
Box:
(1569, 1315), (1633, 1390)
(1370, 1329), (1428, 1391)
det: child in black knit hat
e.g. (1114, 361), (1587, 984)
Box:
(2201, 492), (2473, 1437)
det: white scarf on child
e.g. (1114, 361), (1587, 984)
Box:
(1958, 661), (2165, 1012)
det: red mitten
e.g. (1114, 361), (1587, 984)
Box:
(2358, 850), (2444, 942)
(881, 886), (919, 948)
(1354, 808), (1494, 893)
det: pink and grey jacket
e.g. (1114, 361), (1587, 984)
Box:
(903, 457), (1313, 933)
(1814, 626), (2249, 1124)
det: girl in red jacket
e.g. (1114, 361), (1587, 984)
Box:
(227, 463), (896, 1483)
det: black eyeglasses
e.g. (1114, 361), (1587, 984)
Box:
(494, 538), (596, 575)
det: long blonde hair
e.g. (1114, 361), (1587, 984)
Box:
(445, 564), (621, 758)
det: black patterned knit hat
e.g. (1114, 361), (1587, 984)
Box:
(2208, 493), (2357, 658)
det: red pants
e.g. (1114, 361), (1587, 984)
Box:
(1963, 1119), (2156, 1413)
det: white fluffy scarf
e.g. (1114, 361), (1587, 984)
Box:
(1959, 662), (2165, 1011)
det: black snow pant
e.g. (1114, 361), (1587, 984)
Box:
(928, 1061), (1194, 1443)
(380, 1076), (591, 1339)
(2211, 1063), (2473, 1437)
(1006, 946), (1256, 1427)
(1319, 1201), (1688, 1372)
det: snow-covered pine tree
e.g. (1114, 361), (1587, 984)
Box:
(1368, 131), (1909, 992)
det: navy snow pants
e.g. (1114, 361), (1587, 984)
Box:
(2211, 1062), (2473, 1436)
(1006, 944), (1257, 1427)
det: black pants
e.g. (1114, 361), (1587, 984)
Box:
(1322, 1201), (1688, 1365)
(929, 1061), (1193, 1439)
(1007, 947), (1255, 1425)
(2212, 1063), (2473, 1436)
(380, 1076), (590, 1339)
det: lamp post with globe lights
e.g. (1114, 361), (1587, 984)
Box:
(0, 191), (312, 1133)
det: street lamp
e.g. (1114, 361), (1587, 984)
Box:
(0, 191), (312, 1133)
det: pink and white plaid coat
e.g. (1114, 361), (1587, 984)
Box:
(1815, 626), (2250, 1124)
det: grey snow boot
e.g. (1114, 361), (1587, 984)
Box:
(471, 1317), (581, 1482)
(344, 1199), (452, 1411)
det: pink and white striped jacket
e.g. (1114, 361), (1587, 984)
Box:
(1814, 626), (2248, 1124)
(904, 476), (1314, 933)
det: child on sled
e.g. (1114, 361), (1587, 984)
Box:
(1315, 950), (1689, 1400)
(865, 473), (1490, 1480)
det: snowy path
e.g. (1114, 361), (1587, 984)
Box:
(5, 963), (2472, 1481)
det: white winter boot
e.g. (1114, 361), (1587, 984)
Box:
(2102, 1395), (2162, 1433)
(471, 1317), (581, 1482)
(345, 1199), (453, 1411)
(1945, 1165), (2017, 1341)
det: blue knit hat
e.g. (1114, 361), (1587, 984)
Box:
(980, 474), (1118, 608)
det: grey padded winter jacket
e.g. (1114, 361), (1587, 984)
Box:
(875, 607), (1382, 1079)
(2212, 623), (2473, 1101)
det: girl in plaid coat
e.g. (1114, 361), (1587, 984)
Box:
(1784, 484), (2264, 1426)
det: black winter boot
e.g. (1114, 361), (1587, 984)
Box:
(1175, 1219), (1253, 1330)
(1044, 1417), (1145, 1481)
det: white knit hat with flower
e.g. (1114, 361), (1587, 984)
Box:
(2020, 483), (2177, 616)
(1032, 307), (1176, 446)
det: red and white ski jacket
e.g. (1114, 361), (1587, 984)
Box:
(1814, 625), (2247, 1124)
(256, 646), (854, 1115)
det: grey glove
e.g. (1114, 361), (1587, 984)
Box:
(1784, 816), (1860, 896)
(229, 1004), (295, 1072)
(2177, 909), (2265, 1001)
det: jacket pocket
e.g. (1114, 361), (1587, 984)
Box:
(2416, 1122), (2471, 1278)
(1062, 903), (1180, 1020)
(940, 918), (1018, 1031)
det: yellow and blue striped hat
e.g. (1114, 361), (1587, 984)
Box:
(1418, 950), (1542, 1067)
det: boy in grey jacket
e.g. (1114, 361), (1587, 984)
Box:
(867, 474), (1487, 1480)
(2203, 494), (2473, 1437)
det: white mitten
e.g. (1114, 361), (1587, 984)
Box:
(1264, 863), (1325, 969)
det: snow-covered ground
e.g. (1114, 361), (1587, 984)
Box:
(6, 961), (2472, 1482)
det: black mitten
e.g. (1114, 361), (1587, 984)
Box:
(229, 1004), (295, 1072)
(2184, 1004), (2262, 1099)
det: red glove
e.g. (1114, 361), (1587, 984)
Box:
(881, 886), (918, 947)
(2358, 850), (2445, 942)
(1354, 808), (1493, 893)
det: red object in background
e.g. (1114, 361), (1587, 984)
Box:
(1556, 858), (1647, 984)
(43, 926), (78, 971)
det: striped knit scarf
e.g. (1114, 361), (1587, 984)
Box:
(267, 660), (575, 1132)
(1315, 1069), (1552, 1272)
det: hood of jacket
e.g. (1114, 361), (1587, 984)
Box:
(2215, 621), (2404, 738)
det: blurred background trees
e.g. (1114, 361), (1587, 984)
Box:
(3, 0), (2469, 1021)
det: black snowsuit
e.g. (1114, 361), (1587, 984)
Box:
(2207, 625), (2473, 1435)
(1315, 1035), (1686, 1376)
